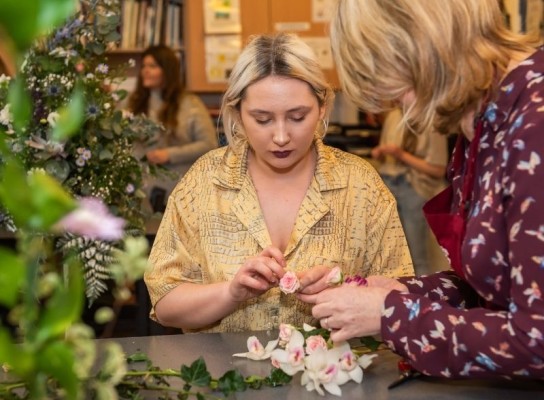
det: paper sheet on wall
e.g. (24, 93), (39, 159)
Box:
(203, 0), (241, 34)
(302, 37), (334, 70)
(312, 0), (335, 23)
(205, 35), (241, 83)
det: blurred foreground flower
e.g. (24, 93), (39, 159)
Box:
(56, 196), (125, 241)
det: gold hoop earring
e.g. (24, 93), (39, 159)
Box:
(321, 119), (329, 138)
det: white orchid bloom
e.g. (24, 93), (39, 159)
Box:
(300, 347), (343, 396)
(233, 336), (278, 361)
(270, 329), (306, 375)
(278, 323), (296, 347)
(303, 323), (317, 332)
(358, 352), (378, 369)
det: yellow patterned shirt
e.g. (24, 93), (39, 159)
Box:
(145, 139), (414, 332)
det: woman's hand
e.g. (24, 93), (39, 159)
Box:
(146, 149), (170, 164)
(228, 246), (286, 302)
(309, 285), (390, 342)
(366, 275), (409, 293)
(297, 265), (336, 295)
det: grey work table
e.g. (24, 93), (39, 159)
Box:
(100, 331), (544, 399)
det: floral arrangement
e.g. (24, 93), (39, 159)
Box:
(0, 0), (160, 303)
(233, 323), (378, 397)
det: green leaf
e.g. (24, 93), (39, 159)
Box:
(27, 171), (77, 229)
(180, 357), (211, 388)
(37, 341), (79, 399)
(36, 0), (78, 42)
(99, 148), (114, 160)
(0, 0), (40, 53)
(51, 85), (85, 141)
(0, 0), (76, 55)
(35, 257), (84, 344)
(0, 328), (34, 376)
(263, 368), (292, 387)
(126, 351), (151, 364)
(0, 248), (25, 307)
(7, 77), (31, 132)
(359, 336), (382, 352)
(0, 161), (36, 227)
(217, 370), (247, 396)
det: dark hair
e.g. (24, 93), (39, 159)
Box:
(128, 45), (184, 131)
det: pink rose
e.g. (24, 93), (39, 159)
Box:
(279, 271), (300, 294)
(305, 335), (328, 355)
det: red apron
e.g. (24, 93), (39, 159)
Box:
(422, 120), (483, 279)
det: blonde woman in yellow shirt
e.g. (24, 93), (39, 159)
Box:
(144, 33), (414, 333)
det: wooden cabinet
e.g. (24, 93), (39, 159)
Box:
(184, 0), (339, 93)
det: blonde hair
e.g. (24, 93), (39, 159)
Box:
(330, 0), (540, 134)
(221, 32), (335, 146)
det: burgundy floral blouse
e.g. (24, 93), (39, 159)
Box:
(382, 47), (544, 379)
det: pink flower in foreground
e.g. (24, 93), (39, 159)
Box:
(305, 335), (328, 355)
(279, 270), (300, 294)
(56, 197), (125, 241)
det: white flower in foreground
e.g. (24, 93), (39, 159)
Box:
(301, 347), (343, 396)
(0, 104), (12, 126)
(278, 323), (296, 347)
(303, 323), (317, 332)
(271, 329), (306, 376)
(233, 336), (278, 361)
(47, 111), (60, 127)
(56, 197), (125, 241)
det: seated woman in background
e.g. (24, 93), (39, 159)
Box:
(144, 32), (414, 333)
(127, 45), (217, 212)
(372, 108), (448, 275)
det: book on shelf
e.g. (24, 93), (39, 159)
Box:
(119, 0), (183, 51)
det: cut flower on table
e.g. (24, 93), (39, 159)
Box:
(233, 323), (378, 396)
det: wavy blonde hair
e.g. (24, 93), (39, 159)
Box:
(330, 0), (540, 134)
(221, 32), (335, 146)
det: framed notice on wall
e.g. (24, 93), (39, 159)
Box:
(203, 0), (241, 34)
(204, 35), (241, 83)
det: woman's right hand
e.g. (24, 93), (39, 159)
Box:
(228, 246), (286, 302)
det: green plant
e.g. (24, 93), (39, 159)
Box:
(0, 0), (160, 303)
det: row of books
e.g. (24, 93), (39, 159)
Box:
(120, 0), (183, 50)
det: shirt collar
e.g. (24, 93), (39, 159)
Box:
(212, 139), (348, 191)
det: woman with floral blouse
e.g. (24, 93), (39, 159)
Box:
(299, 0), (544, 379)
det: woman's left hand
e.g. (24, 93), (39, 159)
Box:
(147, 149), (170, 164)
(301, 285), (391, 342)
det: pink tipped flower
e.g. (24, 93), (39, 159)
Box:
(305, 335), (328, 355)
(233, 336), (278, 361)
(56, 197), (125, 241)
(326, 266), (344, 286)
(278, 323), (296, 347)
(279, 270), (300, 294)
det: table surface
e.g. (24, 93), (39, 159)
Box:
(99, 331), (544, 399)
